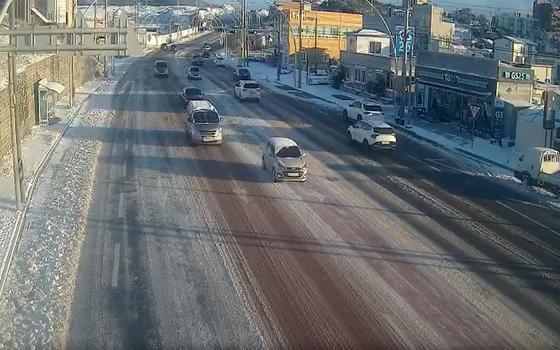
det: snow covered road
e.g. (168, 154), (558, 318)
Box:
(4, 34), (559, 348)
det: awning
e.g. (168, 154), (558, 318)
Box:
(38, 79), (65, 94)
(416, 79), (492, 98)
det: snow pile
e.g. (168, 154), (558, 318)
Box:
(0, 104), (114, 348)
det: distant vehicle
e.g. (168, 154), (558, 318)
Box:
(346, 119), (396, 151)
(215, 56), (225, 67)
(192, 56), (204, 66)
(234, 80), (260, 101)
(202, 50), (210, 59)
(188, 66), (201, 80)
(307, 70), (331, 85)
(262, 137), (307, 182)
(343, 100), (384, 121)
(160, 43), (177, 51)
(203, 42), (211, 49)
(233, 67), (251, 81)
(154, 60), (168, 78)
(514, 147), (560, 196)
(185, 100), (223, 145)
(181, 87), (205, 107)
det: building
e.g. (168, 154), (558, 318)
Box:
(340, 29), (410, 98)
(410, 4), (455, 53)
(491, 12), (539, 40)
(346, 29), (392, 56)
(533, 0), (560, 31)
(516, 106), (560, 151)
(274, 2), (363, 61)
(31, 0), (73, 25)
(493, 36), (537, 65)
(415, 51), (534, 140)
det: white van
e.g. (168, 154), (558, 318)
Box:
(154, 60), (168, 78)
(185, 100), (223, 145)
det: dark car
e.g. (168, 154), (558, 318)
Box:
(193, 56), (204, 66)
(233, 68), (251, 81)
(181, 87), (205, 107)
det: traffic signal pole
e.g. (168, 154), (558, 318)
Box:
(297, 0), (303, 88)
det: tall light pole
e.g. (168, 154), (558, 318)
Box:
(400, 1), (410, 121)
(297, 0), (303, 88)
(7, 0), (24, 209)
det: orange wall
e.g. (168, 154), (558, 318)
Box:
(284, 9), (362, 60)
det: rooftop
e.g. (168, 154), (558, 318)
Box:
(500, 36), (537, 46)
(347, 29), (390, 38)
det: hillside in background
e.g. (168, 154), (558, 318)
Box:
(77, 0), (206, 6)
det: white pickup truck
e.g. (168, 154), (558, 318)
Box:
(514, 147), (560, 196)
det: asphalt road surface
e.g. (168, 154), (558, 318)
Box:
(66, 33), (560, 349)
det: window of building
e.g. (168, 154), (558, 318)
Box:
(369, 41), (382, 54)
(354, 66), (366, 83)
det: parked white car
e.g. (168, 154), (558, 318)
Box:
(343, 100), (384, 121)
(307, 70), (331, 85)
(346, 119), (396, 150)
(234, 80), (261, 101)
(514, 147), (560, 196)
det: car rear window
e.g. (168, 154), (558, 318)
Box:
(373, 127), (394, 134)
(244, 83), (259, 89)
(190, 67), (200, 72)
(155, 61), (167, 69)
(185, 88), (202, 95)
(239, 69), (250, 75)
(364, 104), (382, 112)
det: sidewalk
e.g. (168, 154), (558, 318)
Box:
(236, 60), (518, 177)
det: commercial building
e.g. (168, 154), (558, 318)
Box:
(491, 12), (539, 40)
(493, 36), (537, 65)
(415, 51), (534, 140)
(274, 1), (363, 61)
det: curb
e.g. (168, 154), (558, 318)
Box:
(0, 79), (107, 298)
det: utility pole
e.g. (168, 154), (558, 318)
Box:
(400, 0), (410, 122)
(104, 0), (108, 77)
(69, 0), (76, 107)
(277, 11), (282, 81)
(297, 0), (303, 88)
(8, 0), (24, 209)
(314, 13), (318, 73)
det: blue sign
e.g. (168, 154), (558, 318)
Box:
(395, 26), (414, 58)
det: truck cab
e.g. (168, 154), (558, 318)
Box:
(514, 147), (560, 196)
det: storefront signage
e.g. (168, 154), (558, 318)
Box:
(443, 73), (458, 83)
(503, 71), (530, 81)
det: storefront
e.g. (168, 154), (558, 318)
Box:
(415, 52), (533, 139)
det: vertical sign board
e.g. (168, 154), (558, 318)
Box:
(469, 103), (482, 148)
(493, 97), (505, 139)
(395, 26), (415, 58)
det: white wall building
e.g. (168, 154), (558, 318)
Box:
(494, 36), (537, 65)
(345, 29), (391, 56)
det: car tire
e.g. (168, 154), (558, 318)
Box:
(343, 109), (348, 121)
(346, 131), (353, 144)
(521, 173), (531, 186)
(361, 139), (369, 152)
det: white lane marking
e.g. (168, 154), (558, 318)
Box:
(496, 201), (560, 238)
(111, 243), (120, 288)
(426, 159), (474, 176)
(117, 193), (125, 219)
(121, 159), (126, 177)
(406, 154), (441, 172)
(106, 340), (114, 350)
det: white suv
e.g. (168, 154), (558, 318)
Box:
(234, 80), (261, 101)
(343, 100), (384, 121)
(346, 119), (396, 151)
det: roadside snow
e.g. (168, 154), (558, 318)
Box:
(0, 57), (135, 348)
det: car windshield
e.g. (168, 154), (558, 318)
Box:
(190, 67), (199, 72)
(364, 104), (382, 112)
(185, 88), (202, 95)
(244, 83), (259, 89)
(276, 145), (302, 158)
(239, 69), (250, 76)
(155, 61), (167, 69)
(193, 111), (219, 124)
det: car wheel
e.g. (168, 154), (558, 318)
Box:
(522, 173), (531, 186)
(272, 168), (278, 182)
(357, 115), (362, 121)
(262, 156), (266, 170)
(343, 109), (348, 121)
(361, 139), (369, 152)
(346, 131), (353, 144)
